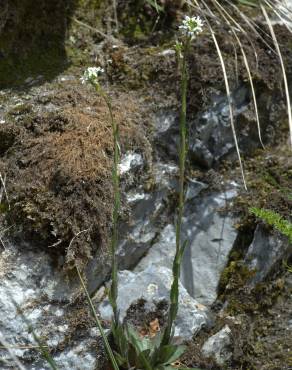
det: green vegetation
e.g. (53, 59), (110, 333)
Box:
(73, 15), (204, 370)
(250, 207), (292, 243)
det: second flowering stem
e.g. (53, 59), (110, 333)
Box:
(97, 88), (120, 325)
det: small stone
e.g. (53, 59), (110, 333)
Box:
(118, 152), (143, 175)
(244, 225), (291, 286)
(202, 325), (232, 366)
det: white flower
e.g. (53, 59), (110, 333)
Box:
(80, 66), (104, 85)
(179, 15), (204, 39)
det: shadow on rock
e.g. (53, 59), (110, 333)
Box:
(0, 0), (78, 88)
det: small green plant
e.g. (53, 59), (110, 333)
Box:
(77, 15), (204, 370)
(250, 207), (292, 243)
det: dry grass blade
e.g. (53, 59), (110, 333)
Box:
(234, 31), (264, 148)
(192, 0), (247, 189)
(76, 266), (120, 370)
(261, 3), (292, 148)
(208, 26), (247, 189)
(0, 332), (27, 370)
(224, 0), (276, 56)
(211, 0), (265, 148)
(112, 0), (119, 32)
(0, 172), (10, 210)
(267, 0), (292, 33)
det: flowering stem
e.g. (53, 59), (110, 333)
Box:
(162, 39), (190, 346)
(97, 87), (120, 325)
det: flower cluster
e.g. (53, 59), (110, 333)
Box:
(80, 66), (104, 86)
(179, 15), (204, 39)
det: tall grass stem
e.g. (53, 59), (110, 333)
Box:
(76, 266), (119, 370)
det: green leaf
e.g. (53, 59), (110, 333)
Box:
(145, 0), (164, 12)
(156, 368), (203, 370)
(178, 240), (188, 263)
(137, 348), (153, 368)
(113, 350), (126, 366)
(158, 344), (186, 365)
(127, 325), (151, 353)
(112, 322), (129, 359)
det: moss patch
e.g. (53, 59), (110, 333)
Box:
(1, 83), (147, 267)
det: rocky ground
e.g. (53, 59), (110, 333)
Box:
(0, 1), (291, 369)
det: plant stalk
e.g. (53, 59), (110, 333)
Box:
(76, 267), (120, 370)
(98, 88), (120, 325)
(162, 40), (189, 345)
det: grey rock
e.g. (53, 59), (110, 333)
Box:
(85, 184), (167, 294)
(202, 325), (232, 366)
(0, 244), (97, 369)
(119, 152), (143, 176)
(134, 185), (239, 305)
(134, 224), (176, 273)
(53, 340), (97, 370)
(181, 187), (238, 304)
(157, 87), (250, 166)
(157, 85), (284, 168)
(189, 86), (250, 168)
(117, 186), (165, 269)
(154, 111), (177, 136)
(99, 266), (210, 342)
(152, 161), (178, 190)
(244, 224), (292, 285)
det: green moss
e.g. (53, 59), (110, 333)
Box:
(116, 0), (176, 44)
(250, 208), (292, 243)
(7, 104), (32, 117)
(0, 48), (68, 88)
(219, 260), (256, 295)
(0, 203), (9, 214)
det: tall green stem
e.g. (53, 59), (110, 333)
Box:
(162, 41), (189, 346)
(98, 88), (120, 325)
